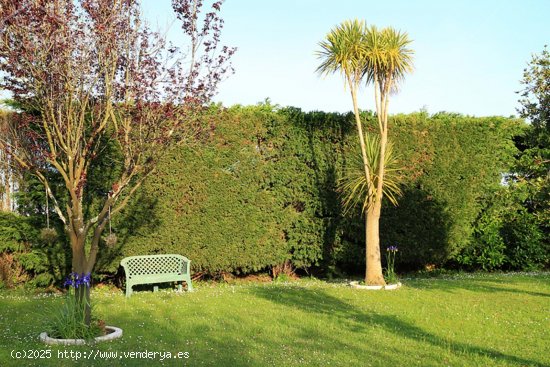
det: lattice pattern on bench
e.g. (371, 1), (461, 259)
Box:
(125, 256), (185, 277)
(120, 254), (193, 297)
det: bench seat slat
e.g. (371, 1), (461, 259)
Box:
(129, 274), (186, 284)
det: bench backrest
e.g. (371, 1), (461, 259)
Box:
(120, 254), (189, 278)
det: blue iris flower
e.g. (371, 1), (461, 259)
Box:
(63, 272), (91, 288)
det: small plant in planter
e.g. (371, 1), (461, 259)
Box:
(350, 246), (402, 290)
(384, 246), (399, 285)
(46, 273), (105, 340)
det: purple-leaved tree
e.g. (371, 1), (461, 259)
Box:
(0, 0), (235, 323)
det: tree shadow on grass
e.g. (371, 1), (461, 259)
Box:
(1, 287), (548, 367)
(109, 293), (404, 367)
(406, 276), (550, 298)
(250, 286), (549, 367)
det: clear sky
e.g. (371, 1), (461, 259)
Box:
(142, 0), (550, 117)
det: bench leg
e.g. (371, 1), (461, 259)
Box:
(126, 285), (132, 298)
(153, 285), (158, 293)
(178, 284), (182, 292)
(186, 276), (194, 292)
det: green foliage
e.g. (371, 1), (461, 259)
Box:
(9, 104), (526, 278)
(0, 212), (34, 252)
(118, 105), (290, 275)
(456, 192), (507, 271)
(106, 106), (522, 276)
(47, 287), (102, 340)
(316, 19), (369, 81)
(516, 45), (550, 252)
(518, 45), (550, 147)
(459, 184), (549, 272)
(0, 212), (33, 287)
(497, 45), (550, 270)
(265, 107), (354, 270)
(384, 246), (399, 283)
(381, 113), (521, 268)
(0, 211), (67, 288)
(502, 209), (547, 271)
(458, 47), (550, 272)
(339, 134), (402, 213)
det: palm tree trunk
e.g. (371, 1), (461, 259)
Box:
(348, 79), (372, 190)
(365, 202), (385, 285)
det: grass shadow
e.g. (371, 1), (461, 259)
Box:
(110, 290), (401, 367)
(406, 274), (550, 298)
(251, 285), (548, 367)
(1, 283), (549, 366)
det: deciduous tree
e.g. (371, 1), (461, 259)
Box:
(0, 0), (234, 322)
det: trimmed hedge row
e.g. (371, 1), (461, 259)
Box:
(106, 105), (290, 274)
(100, 105), (524, 276)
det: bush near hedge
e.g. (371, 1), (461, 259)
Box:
(0, 212), (68, 288)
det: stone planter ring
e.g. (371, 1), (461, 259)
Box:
(40, 326), (122, 345)
(349, 281), (402, 290)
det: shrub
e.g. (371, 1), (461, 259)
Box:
(502, 209), (547, 270)
(459, 184), (549, 272)
(0, 212), (33, 287)
(456, 199), (506, 271)
(0, 212), (67, 287)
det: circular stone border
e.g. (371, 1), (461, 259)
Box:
(40, 326), (122, 345)
(349, 281), (402, 290)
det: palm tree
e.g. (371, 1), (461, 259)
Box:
(317, 20), (372, 195)
(317, 21), (413, 285)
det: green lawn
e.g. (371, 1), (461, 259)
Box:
(0, 273), (549, 366)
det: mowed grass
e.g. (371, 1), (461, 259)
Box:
(0, 273), (549, 367)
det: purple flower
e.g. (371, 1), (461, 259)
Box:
(63, 272), (91, 289)
(79, 273), (91, 288)
(386, 246), (398, 252)
(63, 277), (74, 288)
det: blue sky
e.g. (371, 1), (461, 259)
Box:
(1, 1), (546, 117)
(142, 0), (550, 117)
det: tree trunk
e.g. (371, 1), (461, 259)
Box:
(1, 160), (11, 212)
(66, 193), (110, 326)
(70, 228), (93, 326)
(365, 203), (385, 285)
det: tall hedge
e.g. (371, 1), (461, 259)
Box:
(107, 105), (290, 275)
(100, 105), (522, 276)
(379, 112), (521, 268)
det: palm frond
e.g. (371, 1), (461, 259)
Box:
(362, 26), (414, 91)
(339, 134), (402, 214)
(316, 19), (369, 86)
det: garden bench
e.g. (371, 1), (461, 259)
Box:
(120, 254), (194, 298)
